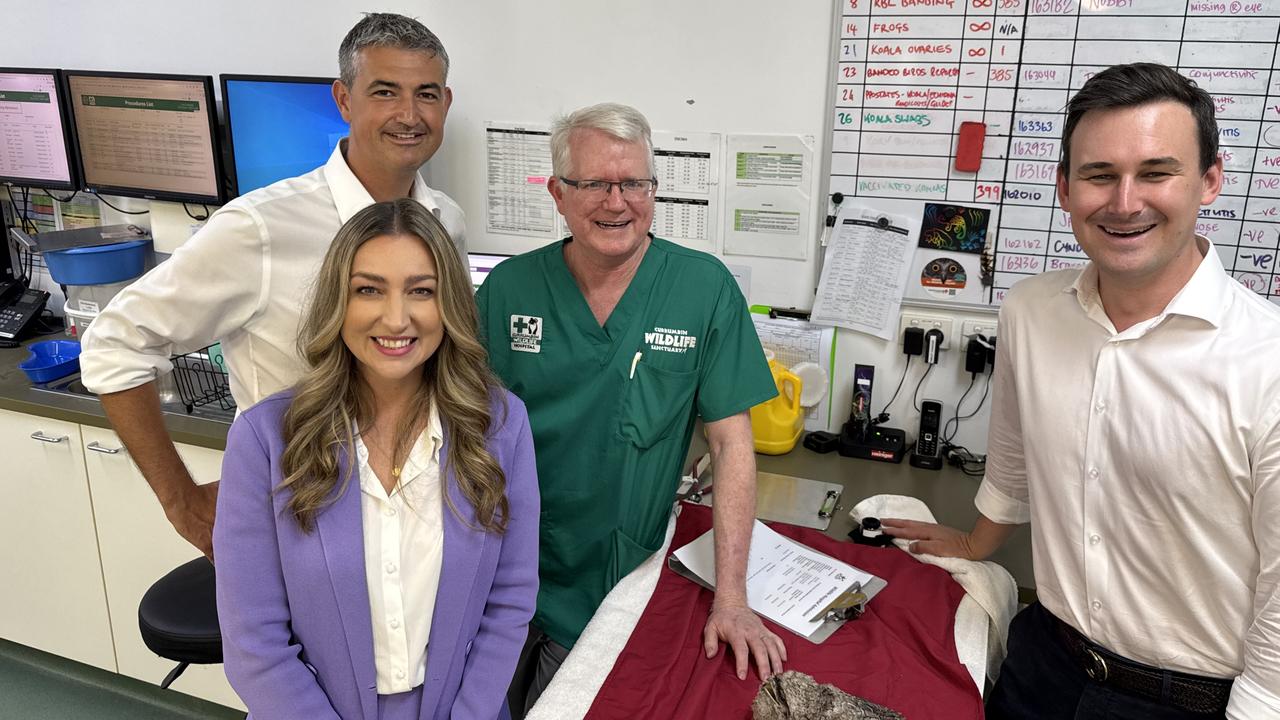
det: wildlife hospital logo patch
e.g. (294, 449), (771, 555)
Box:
(645, 326), (697, 354)
(510, 314), (542, 353)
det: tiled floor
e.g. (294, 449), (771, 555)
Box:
(0, 639), (244, 720)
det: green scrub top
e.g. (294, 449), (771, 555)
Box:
(476, 236), (776, 649)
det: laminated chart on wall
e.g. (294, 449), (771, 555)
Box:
(652, 131), (720, 251)
(484, 122), (561, 240)
(724, 134), (817, 260)
(830, 0), (1280, 307)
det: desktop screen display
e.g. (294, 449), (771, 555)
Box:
(64, 71), (223, 204)
(222, 75), (348, 196)
(469, 252), (511, 291)
(0, 68), (77, 189)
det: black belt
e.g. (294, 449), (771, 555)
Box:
(1050, 612), (1233, 715)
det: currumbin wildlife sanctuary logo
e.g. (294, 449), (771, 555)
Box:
(645, 326), (697, 354)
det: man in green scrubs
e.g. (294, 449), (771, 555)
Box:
(477, 103), (785, 717)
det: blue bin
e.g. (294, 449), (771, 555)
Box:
(19, 340), (82, 384)
(44, 240), (150, 285)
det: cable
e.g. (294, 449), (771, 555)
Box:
(944, 373), (978, 442)
(878, 356), (913, 416)
(92, 192), (149, 215)
(943, 372), (993, 443)
(44, 189), (78, 203)
(911, 364), (934, 412)
(183, 203), (210, 221)
(943, 442), (988, 476)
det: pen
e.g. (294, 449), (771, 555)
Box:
(629, 351), (642, 379)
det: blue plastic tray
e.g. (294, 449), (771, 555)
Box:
(20, 340), (82, 384)
(44, 240), (150, 285)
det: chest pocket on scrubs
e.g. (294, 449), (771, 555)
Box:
(618, 363), (697, 449)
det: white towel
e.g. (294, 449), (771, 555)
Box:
(852, 494), (1018, 683)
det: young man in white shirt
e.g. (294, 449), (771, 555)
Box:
(80, 13), (466, 560)
(885, 63), (1280, 718)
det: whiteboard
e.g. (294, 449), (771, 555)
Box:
(829, 0), (1280, 306)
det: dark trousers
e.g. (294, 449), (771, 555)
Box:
(506, 625), (571, 720)
(986, 603), (1226, 720)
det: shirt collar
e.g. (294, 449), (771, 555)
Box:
(1066, 235), (1228, 329)
(354, 403), (444, 493)
(323, 139), (444, 225)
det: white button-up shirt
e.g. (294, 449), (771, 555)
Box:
(355, 409), (445, 694)
(977, 240), (1280, 717)
(80, 141), (466, 407)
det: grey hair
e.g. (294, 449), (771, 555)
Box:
(338, 13), (450, 87)
(550, 103), (656, 178)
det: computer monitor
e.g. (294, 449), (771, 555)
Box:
(220, 74), (348, 197)
(468, 252), (511, 291)
(0, 68), (79, 190)
(63, 70), (225, 204)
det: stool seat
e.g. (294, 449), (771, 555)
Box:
(138, 557), (222, 666)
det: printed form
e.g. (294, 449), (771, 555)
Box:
(671, 520), (885, 639)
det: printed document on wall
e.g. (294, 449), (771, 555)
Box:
(652, 131), (719, 252)
(723, 134), (814, 261)
(753, 316), (835, 431)
(810, 201), (917, 340)
(484, 122), (560, 240)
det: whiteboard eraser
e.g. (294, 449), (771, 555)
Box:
(955, 121), (986, 173)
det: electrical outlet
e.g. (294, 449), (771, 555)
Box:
(899, 312), (953, 350)
(961, 319), (997, 340)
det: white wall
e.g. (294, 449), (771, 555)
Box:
(10, 0), (998, 451)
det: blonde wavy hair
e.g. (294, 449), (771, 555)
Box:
(279, 199), (508, 534)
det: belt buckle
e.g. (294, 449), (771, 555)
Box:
(1084, 647), (1109, 682)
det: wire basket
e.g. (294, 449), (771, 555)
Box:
(171, 345), (236, 414)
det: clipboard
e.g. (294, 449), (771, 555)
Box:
(682, 471), (843, 531)
(667, 521), (888, 644)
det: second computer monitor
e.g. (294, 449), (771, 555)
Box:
(63, 70), (225, 204)
(221, 75), (348, 197)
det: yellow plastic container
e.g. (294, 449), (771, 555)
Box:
(750, 359), (805, 455)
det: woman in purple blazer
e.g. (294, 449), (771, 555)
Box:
(214, 198), (539, 720)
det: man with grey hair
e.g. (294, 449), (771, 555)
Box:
(477, 103), (786, 716)
(81, 12), (465, 559)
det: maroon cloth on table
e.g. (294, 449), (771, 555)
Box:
(584, 504), (982, 720)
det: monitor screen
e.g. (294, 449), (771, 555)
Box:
(468, 252), (511, 291)
(63, 71), (224, 204)
(221, 75), (348, 197)
(0, 68), (78, 190)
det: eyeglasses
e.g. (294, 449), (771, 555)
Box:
(558, 177), (658, 200)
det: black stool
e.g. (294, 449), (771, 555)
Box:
(138, 557), (223, 688)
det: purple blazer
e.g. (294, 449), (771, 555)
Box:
(214, 389), (539, 720)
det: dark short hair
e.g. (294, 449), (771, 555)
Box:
(1060, 63), (1218, 173)
(338, 13), (449, 87)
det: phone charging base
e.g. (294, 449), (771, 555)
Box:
(909, 452), (944, 470)
(838, 425), (906, 464)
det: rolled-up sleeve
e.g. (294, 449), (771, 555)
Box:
(80, 206), (268, 394)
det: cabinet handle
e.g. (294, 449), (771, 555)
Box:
(30, 431), (68, 444)
(86, 441), (124, 455)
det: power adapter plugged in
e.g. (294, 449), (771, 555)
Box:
(903, 326), (924, 356)
(924, 329), (944, 364)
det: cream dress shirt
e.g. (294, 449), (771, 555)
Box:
(977, 239), (1280, 717)
(80, 141), (466, 407)
(354, 408), (445, 694)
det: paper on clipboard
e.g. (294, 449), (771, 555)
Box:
(809, 202), (918, 340)
(669, 520), (886, 642)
